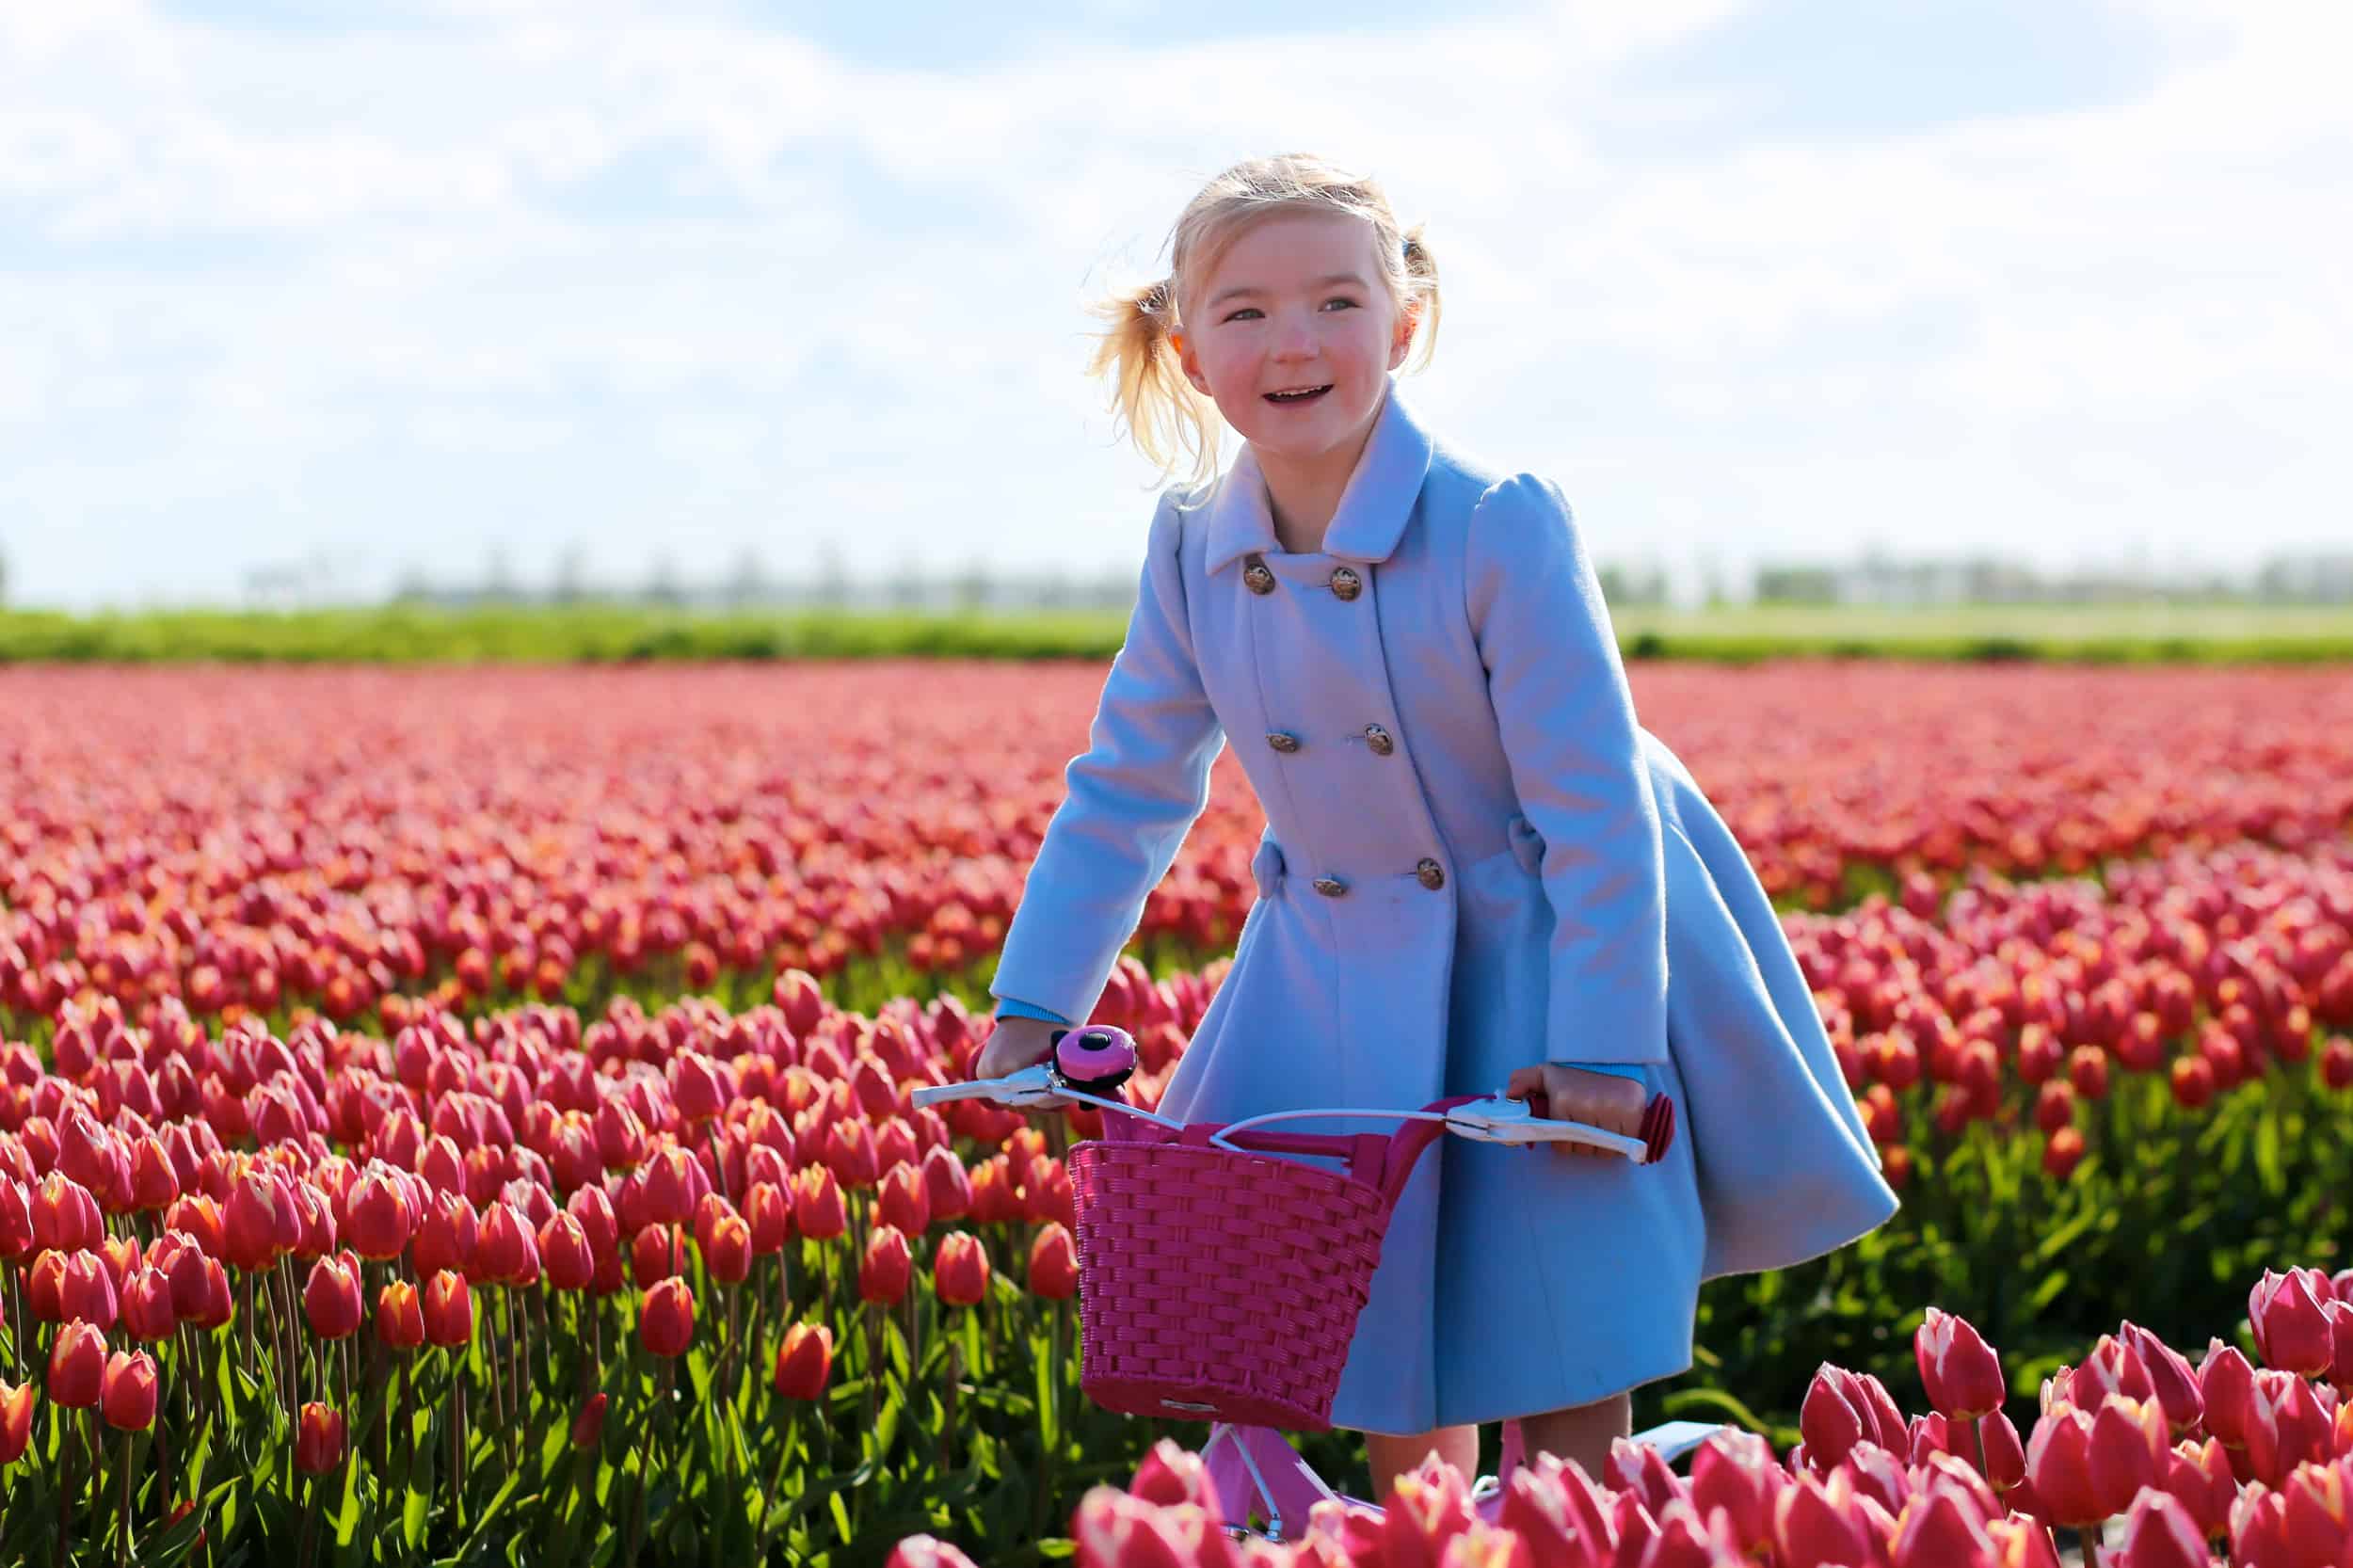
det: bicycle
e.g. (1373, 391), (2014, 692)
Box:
(914, 1025), (1727, 1542)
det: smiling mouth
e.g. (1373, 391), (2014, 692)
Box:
(1264, 385), (1333, 406)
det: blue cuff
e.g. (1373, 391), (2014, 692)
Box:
(994, 996), (1073, 1026)
(1545, 1061), (1647, 1083)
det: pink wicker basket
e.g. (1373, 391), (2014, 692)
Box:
(1066, 1099), (1473, 1432)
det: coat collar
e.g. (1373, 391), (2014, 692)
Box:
(1203, 383), (1436, 574)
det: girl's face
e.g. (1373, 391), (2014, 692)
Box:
(1174, 210), (1417, 473)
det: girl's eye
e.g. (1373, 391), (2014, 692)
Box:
(1223, 308), (1262, 322)
(1321, 297), (1358, 311)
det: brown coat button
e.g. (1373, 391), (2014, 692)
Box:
(1328, 566), (1362, 600)
(1243, 554), (1276, 595)
(1364, 725), (1394, 756)
(1416, 858), (1446, 890)
(1266, 731), (1301, 754)
(1312, 875), (1349, 898)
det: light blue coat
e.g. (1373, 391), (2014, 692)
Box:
(989, 385), (1897, 1435)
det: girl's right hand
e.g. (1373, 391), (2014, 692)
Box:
(975, 1016), (1064, 1082)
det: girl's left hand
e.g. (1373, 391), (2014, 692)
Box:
(1504, 1064), (1648, 1160)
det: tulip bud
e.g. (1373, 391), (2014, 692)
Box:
(1029, 1224), (1079, 1302)
(47, 1320), (105, 1409)
(376, 1281), (424, 1351)
(303, 1255), (363, 1340)
(60, 1251), (120, 1333)
(121, 1266), (178, 1342)
(878, 1164), (930, 1239)
(1917, 1307), (2006, 1421)
(342, 1169), (414, 1261)
(744, 1183), (791, 1256)
(859, 1224), (912, 1307)
(2250, 1269), (2334, 1377)
(2161, 1437), (2235, 1542)
(920, 1146), (972, 1224)
(1800, 1365), (1868, 1470)
(2118, 1321), (2206, 1436)
(639, 1277), (695, 1358)
(773, 1321), (834, 1400)
(0, 1381), (33, 1465)
(1688, 1428), (1782, 1554)
(571, 1393), (607, 1451)
(100, 1349), (158, 1432)
(933, 1232), (989, 1308)
(1977, 1409), (2026, 1492)
(1886, 1477), (1994, 1567)
(420, 1271), (472, 1348)
(537, 1212), (595, 1292)
(792, 1167), (845, 1241)
(2198, 1339), (2256, 1449)
(295, 1402), (345, 1476)
(1771, 1468), (1871, 1567)
(702, 1213), (753, 1286)
(222, 1171), (282, 1272)
(2108, 1487), (2209, 1568)
(883, 1537), (980, 1568)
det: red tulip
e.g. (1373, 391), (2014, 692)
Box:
(1800, 1365), (1869, 1470)
(792, 1167), (845, 1241)
(412, 1192), (478, 1282)
(343, 1169), (415, 1261)
(296, 1402), (345, 1475)
(744, 1182), (791, 1256)
(884, 1537), (980, 1568)
(701, 1212), (753, 1286)
(304, 1255), (363, 1340)
(639, 1147), (704, 1229)
(773, 1321), (834, 1400)
(376, 1282), (424, 1351)
(100, 1349), (157, 1431)
(920, 1146), (972, 1224)
(933, 1232), (990, 1308)
(571, 1392), (607, 1450)
(1687, 1428), (1782, 1554)
(1772, 1468), (1872, 1567)
(2198, 1339), (2257, 1450)
(630, 1223), (683, 1286)
(2162, 1436), (2236, 1542)
(2119, 1321), (2206, 1436)
(2024, 1401), (2106, 1528)
(189, 1256), (233, 1332)
(60, 1251), (120, 1333)
(0, 1381), (33, 1464)
(1029, 1224), (1079, 1302)
(2041, 1126), (2086, 1180)
(2250, 1269), (2334, 1377)
(2108, 1488), (2211, 1568)
(2070, 1333), (2157, 1410)
(475, 1201), (539, 1288)
(222, 1170), (282, 1272)
(121, 1266), (178, 1342)
(129, 1137), (181, 1212)
(2243, 1366), (2332, 1485)
(1917, 1308), (2006, 1421)
(47, 1320), (104, 1409)
(859, 1224), (911, 1307)
(1979, 1409), (2027, 1492)
(537, 1212), (594, 1292)
(639, 1277), (694, 1357)
(420, 1272), (472, 1348)
(878, 1163), (930, 1238)
(31, 1173), (103, 1254)
(1887, 1477), (1995, 1566)
(162, 1193), (224, 1259)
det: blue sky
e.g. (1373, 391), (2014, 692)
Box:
(2, 0), (2345, 609)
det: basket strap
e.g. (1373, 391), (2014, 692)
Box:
(1376, 1095), (1486, 1208)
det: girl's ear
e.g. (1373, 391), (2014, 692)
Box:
(1388, 304), (1418, 371)
(1172, 329), (1212, 397)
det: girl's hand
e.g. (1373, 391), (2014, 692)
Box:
(1504, 1063), (1648, 1161)
(975, 1016), (1064, 1083)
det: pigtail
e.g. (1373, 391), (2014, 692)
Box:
(1086, 276), (1223, 489)
(1399, 222), (1443, 374)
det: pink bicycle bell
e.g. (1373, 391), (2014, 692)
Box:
(1049, 1026), (1138, 1097)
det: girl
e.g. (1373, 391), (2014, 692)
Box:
(974, 152), (1896, 1494)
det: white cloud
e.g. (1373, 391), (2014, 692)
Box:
(0, 0), (2345, 610)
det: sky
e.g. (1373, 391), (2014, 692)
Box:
(1, 0), (2347, 610)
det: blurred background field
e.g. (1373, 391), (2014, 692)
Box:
(1, 600), (2348, 666)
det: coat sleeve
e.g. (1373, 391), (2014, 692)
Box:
(1465, 473), (1669, 1066)
(987, 493), (1225, 1025)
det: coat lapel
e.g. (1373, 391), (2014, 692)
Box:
(1205, 383), (1437, 574)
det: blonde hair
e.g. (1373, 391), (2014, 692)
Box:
(1086, 152), (1443, 489)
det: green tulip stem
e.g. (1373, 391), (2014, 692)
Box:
(54, 1412), (72, 1568)
(117, 1428), (133, 1568)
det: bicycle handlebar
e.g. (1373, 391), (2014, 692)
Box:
(914, 1026), (1675, 1164)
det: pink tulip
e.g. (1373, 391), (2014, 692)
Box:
(2249, 1269), (2334, 1377)
(2109, 1488), (2214, 1568)
(1917, 1307), (2007, 1420)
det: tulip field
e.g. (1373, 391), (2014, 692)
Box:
(0, 660), (2348, 1564)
